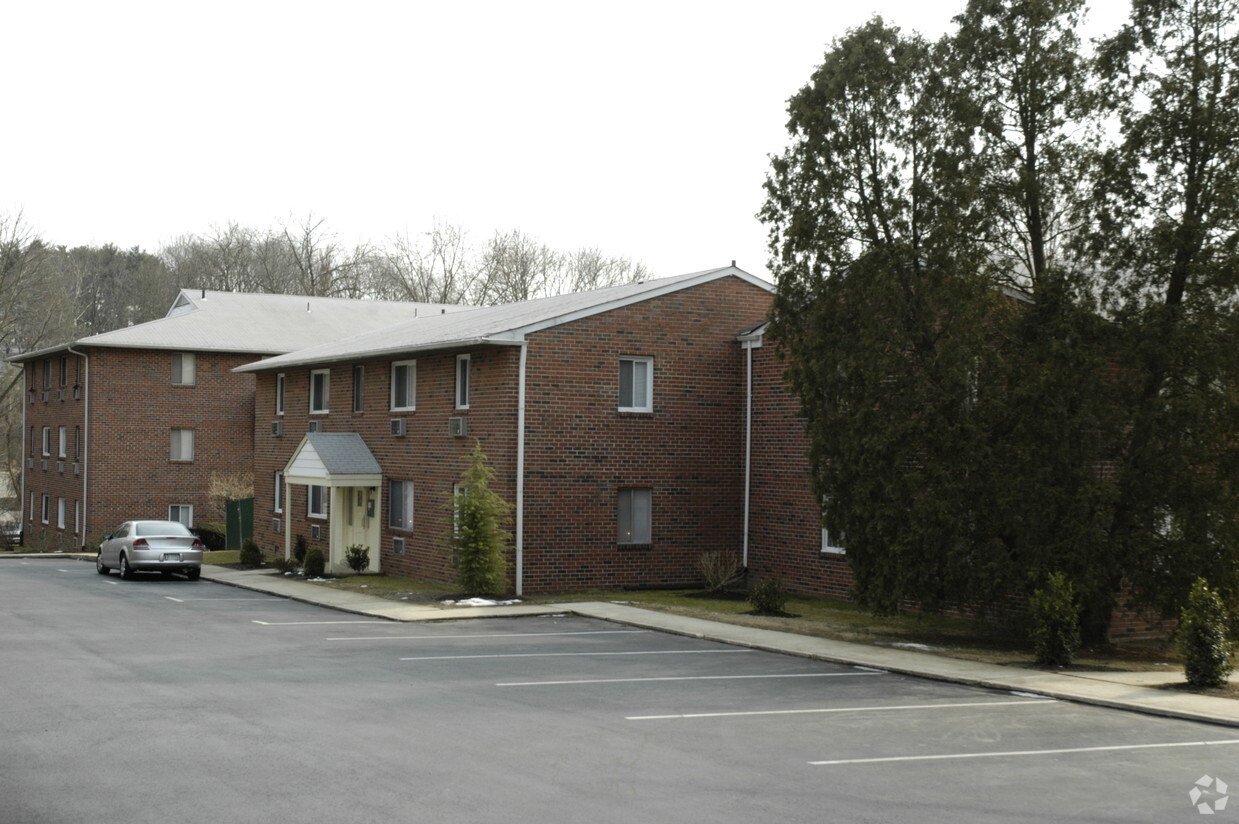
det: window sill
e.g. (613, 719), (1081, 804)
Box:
(617, 543), (652, 551)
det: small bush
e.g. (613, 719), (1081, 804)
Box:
(345, 544), (370, 573)
(293, 535), (308, 563)
(238, 539), (263, 567)
(700, 550), (744, 592)
(303, 548), (325, 579)
(1179, 578), (1235, 689)
(193, 523), (227, 551)
(1029, 571), (1081, 667)
(271, 556), (300, 574)
(748, 577), (789, 615)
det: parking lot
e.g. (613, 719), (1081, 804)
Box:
(1, 558), (1235, 823)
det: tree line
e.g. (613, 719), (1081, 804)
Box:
(762, 0), (1239, 640)
(0, 211), (648, 505)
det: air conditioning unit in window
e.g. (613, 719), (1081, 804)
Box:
(272, 519), (282, 533)
(57, 390), (65, 401)
(308, 420), (323, 433)
(73, 386), (81, 400)
(26, 458), (33, 469)
(72, 462), (81, 475)
(448, 416), (468, 438)
(311, 524), (321, 540)
(56, 461), (64, 473)
(393, 536), (406, 555)
(390, 417), (406, 437)
(271, 420), (283, 437)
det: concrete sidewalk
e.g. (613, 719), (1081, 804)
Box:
(198, 564), (1239, 730)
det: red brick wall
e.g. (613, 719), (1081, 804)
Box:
(82, 348), (255, 542)
(20, 354), (88, 549)
(745, 337), (857, 600)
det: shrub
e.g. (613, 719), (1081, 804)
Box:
(448, 441), (512, 596)
(1029, 571), (1081, 667)
(193, 523), (227, 551)
(748, 577), (789, 615)
(303, 548), (325, 579)
(700, 550), (744, 592)
(271, 556), (300, 574)
(1179, 578), (1235, 689)
(293, 535), (308, 563)
(238, 539), (263, 567)
(345, 544), (370, 573)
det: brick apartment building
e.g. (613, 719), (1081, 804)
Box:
(237, 267), (781, 593)
(13, 289), (466, 548)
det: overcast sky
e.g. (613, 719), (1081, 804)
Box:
(5, 0), (1130, 284)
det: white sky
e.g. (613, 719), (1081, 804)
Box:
(5, 0), (1130, 284)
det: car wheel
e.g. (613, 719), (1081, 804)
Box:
(96, 553), (110, 575)
(119, 554), (135, 580)
(186, 568), (201, 581)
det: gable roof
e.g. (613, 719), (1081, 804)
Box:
(236, 266), (772, 373)
(285, 433), (383, 484)
(9, 289), (469, 362)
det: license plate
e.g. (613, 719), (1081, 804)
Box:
(163, 553), (182, 562)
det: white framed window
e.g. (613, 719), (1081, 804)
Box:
(455, 354), (471, 409)
(451, 482), (465, 536)
(310, 369), (330, 414)
(353, 365), (365, 413)
(41, 494), (49, 524)
(74, 500), (81, 534)
(169, 504), (193, 527)
(170, 428), (195, 462)
(821, 501), (846, 555)
(74, 426), (81, 460)
(618, 357), (653, 412)
(57, 426), (67, 459)
(617, 487), (652, 544)
(274, 471), (284, 513)
(389, 480), (415, 530)
(57, 498), (66, 529)
(276, 373), (286, 415)
(172, 352), (196, 386)
(41, 426), (51, 457)
(390, 360), (416, 411)
(59, 355), (68, 386)
(308, 485), (328, 519)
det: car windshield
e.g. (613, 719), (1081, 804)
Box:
(135, 521), (193, 537)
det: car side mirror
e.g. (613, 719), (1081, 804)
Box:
(103, 534), (112, 541)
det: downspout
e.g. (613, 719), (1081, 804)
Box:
(515, 341), (528, 596)
(67, 346), (89, 549)
(741, 340), (754, 568)
(18, 363), (28, 542)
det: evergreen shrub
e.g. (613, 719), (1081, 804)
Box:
(1179, 578), (1234, 689)
(1029, 571), (1081, 667)
(304, 548), (326, 579)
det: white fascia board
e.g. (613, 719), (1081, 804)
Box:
(285, 472), (383, 488)
(234, 336), (519, 374)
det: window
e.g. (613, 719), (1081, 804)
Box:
(59, 355), (68, 386)
(74, 500), (81, 534)
(618, 357), (653, 412)
(169, 504), (193, 527)
(74, 427), (81, 460)
(170, 429), (195, 462)
(172, 352), (196, 386)
(389, 480), (414, 530)
(29, 426), (34, 456)
(41, 494), (49, 524)
(276, 373), (286, 415)
(617, 487), (652, 544)
(353, 365), (365, 413)
(41, 426), (50, 457)
(390, 360), (416, 411)
(821, 501), (846, 555)
(42, 359), (51, 390)
(57, 498), (66, 529)
(455, 355), (471, 409)
(58, 427), (67, 459)
(308, 485), (328, 519)
(310, 369), (330, 414)
(274, 471), (284, 513)
(451, 482), (465, 536)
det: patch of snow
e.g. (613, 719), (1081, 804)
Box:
(891, 642), (946, 651)
(359, 585), (368, 588)
(444, 597), (522, 607)
(307, 577), (331, 582)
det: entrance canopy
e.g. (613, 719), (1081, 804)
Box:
(285, 432), (383, 487)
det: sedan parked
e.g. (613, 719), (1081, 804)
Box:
(97, 520), (204, 580)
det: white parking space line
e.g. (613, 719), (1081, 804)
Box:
(401, 649), (756, 661)
(168, 597), (276, 602)
(328, 630), (649, 641)
(628, 698), (1056, 720)
(810, 738), (1239, 766)
(498, 671), (887, 687)
(253, 620), (393, 626)
(165, 597), (184, 603)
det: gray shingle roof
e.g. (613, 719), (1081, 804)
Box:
(236, 266), (771, 372)
(10, 290), (471, 361)
(301, 433), (382, 476)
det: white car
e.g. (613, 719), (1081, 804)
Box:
(96, 520), (204, 580)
